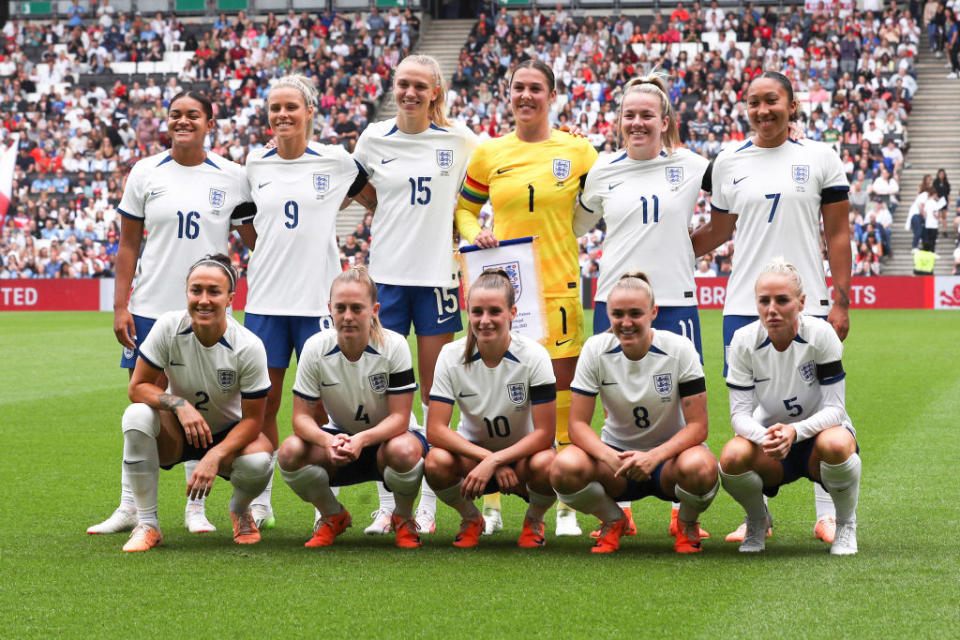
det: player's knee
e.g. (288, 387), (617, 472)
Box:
(121, 403), (160, 437)
(232, 451), (273, 483)
(549, 446), (588, 491)
(424, 448), (456, 486)
(719, 437), (754, 474)
(678, 447), (719, 490)
(814, 427), (856, 464)
(382, 434), (422, 471)
(277, 435), (307, 471)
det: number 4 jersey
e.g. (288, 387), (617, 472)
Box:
(118, 151), (252, 319)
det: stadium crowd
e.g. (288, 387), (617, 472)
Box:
(2, 2), (956, 280)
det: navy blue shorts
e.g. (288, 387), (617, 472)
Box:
(762, 426), (860, 498)
(593, 302), (702, 362)
(322, 426), (428, 488)
(120, 314), (157, 369)
(376, 283), (462, 336)
(244, 313), (333, 369)
(605, 443), (672, 502)
(161, 421), (237, 479)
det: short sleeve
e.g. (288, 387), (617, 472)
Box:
(527, 342), (557, 387)
(724, 330), (755, 390)
(819, 143), (849, 190)
(677, 338), (705, 384)
(709, 151), (731, 212)
(138, 313), (172, 370)
(340, 146), (360, 184)
(576, 137), (600, 178)
(428, 346), (456, 404)
(117, 160), (147, 220)
(386, 334), (417, 394)
(579, 164), (605, 215)
(352, 127), (373, 175)
(238, 339), (270, 399)
(230, 164), (255, 226)
(292, 339), (323, 401)
(570, 338), (601, 396)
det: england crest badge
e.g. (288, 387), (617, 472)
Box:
(368, 373), (388, 393)
(217, 368), (237, 391)
(313, 172), (330, 193)
(552, 158), (572, 180)
(507, 382), (527, 405)
(798, 360), (816, 384)
(653, 373), (673, 397)
(665, 166), (684, 190)
(209, 188), (226, 208)
(436, 149), (454, 170)
(792, 164), (810, 184)
(482, 260), (522, 301)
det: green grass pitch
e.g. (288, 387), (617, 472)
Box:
(1, 310), (957, 638)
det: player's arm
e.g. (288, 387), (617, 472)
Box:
(113, 215), (143, 349)
(426, 397), (493, 461)
(128, 356), (214, 448)
(344, 390), (413, 455)
(690, 209), (738, 257)
(340, 160), (374, 210)
(822, 198), (852, 340)
(727, 386), (768, 445)
(291, 393), (337, 448)
(624, 388), (708, 476)
(573, 173), (603, 237)
(455, 166), (498, 247)
(231, 200), (258, 250)
(205, 395), (266, 464)
(569, 390), (621, 472)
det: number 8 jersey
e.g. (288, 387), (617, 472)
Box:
(118, 150), (251, 319)
(429, 333), (557, 450)
(245, 141), (359, 316)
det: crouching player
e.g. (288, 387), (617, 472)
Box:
(719, 259), (860, 555)
(119, 254), (274, 552)
(278, 267), (425, 549)
(424, 270), (558, 548)
(550, 273), (719, 553)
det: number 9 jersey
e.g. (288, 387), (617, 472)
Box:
(244, 141), (359, 316)
(429, 334), (557, 450)
(118, 150), (252, 319)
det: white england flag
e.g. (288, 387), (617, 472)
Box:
(0, 134), (18, 227)
(458, 236), (548, 343)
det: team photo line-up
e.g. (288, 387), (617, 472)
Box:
(87, 54), (860, 556)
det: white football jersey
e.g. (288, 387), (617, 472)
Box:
(353, 119), (479, 288)
(118, 151), (251, 319)
(292, 328), (417, 435)
(245, 141), (358, 315)
(571, 330), (706, 452)
(580, 148), (708, 305)
(138, 311), (270, 434)
(725, 316), (853, 432)
(710, 139), (849, 316)
(430, 333), (556, 451)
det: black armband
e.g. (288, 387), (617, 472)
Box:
(820, 186), (849, 204)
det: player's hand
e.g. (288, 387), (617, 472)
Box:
(473, 229), (499, 248)
(462, 457), (499, 499)
(614, 450), (658, 482)
(186, 454), (219, 500)
(762, 424), (796, 460)
(328, 433), (355, 466)
(787, 121), (807, 142)
(176, 404), (213, 448)
(827, 305), (850, 341)
(558, 124), (586, 139)
(493, 465), (520, 495)
(114, 307), (137, 350)
(335, 435), (362, 462)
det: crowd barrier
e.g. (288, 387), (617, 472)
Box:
(2, 276), (960, 312)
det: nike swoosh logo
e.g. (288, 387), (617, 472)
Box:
(381, 158), (397, 164)
(170, 361), (185, 366)
(258, 181), (271, 189)
(608, 182), (623, 190)
(458, 391), (477, 398)
(497, 167), (512, 174)
(150, 190), (165, 197)
(321, 381), (339, 387)
(733, 176), (747, 185)
(555, 339), (572, 347)
(436, 316), (455, 324)
(753, 378), (771, 383)
(601, 380), (617, 386)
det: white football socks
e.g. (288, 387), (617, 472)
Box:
(435, 481), (480, 518)
(556, 481), (623, 524)
(122, 428), (159, 527)
(814, 481), (837, 520)
(184, 459), (204, 509)
(249, 450), (277, 509)
(676, 479), (719, 524)
(383, 460), (424, 519)
(719, 468), (767, 522)
(229, 452), (273, 514)
(526, 487), (556, 521)
(280, 464), (342, 517)
(819, 453), (861, 524)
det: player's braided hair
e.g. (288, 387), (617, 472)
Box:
(463, 269), (515, 365)
(331, 265), (385, 348)
(619, 70), (680, 153)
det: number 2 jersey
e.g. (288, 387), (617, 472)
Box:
(353, 119), (478, 288)
(292, 328), (418, 435)
(118, 150), (252, 319)
(457, 130), (598, 298)
(579, 148), (709, 305)
(244, 141), (359, 316)
(138, 311), (271, 434)
(571, 330), (706, 452)
(710, 139), (849, 316)
(430, 333), (557, 450)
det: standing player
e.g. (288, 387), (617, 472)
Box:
(576, 72), (712, 540)
(550, 274), (718, 553)
(424, 270), (558, 548)
(88, 91), (255, 536)
(278, 267), (425, 549)
(351, 54), (479, 535)
(243, 74), (371, 529)
(117, 255), (274, 552)
(455, 59), (598, 536)
(691, 71), (851, 544)
(720, 260), (860, 555)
